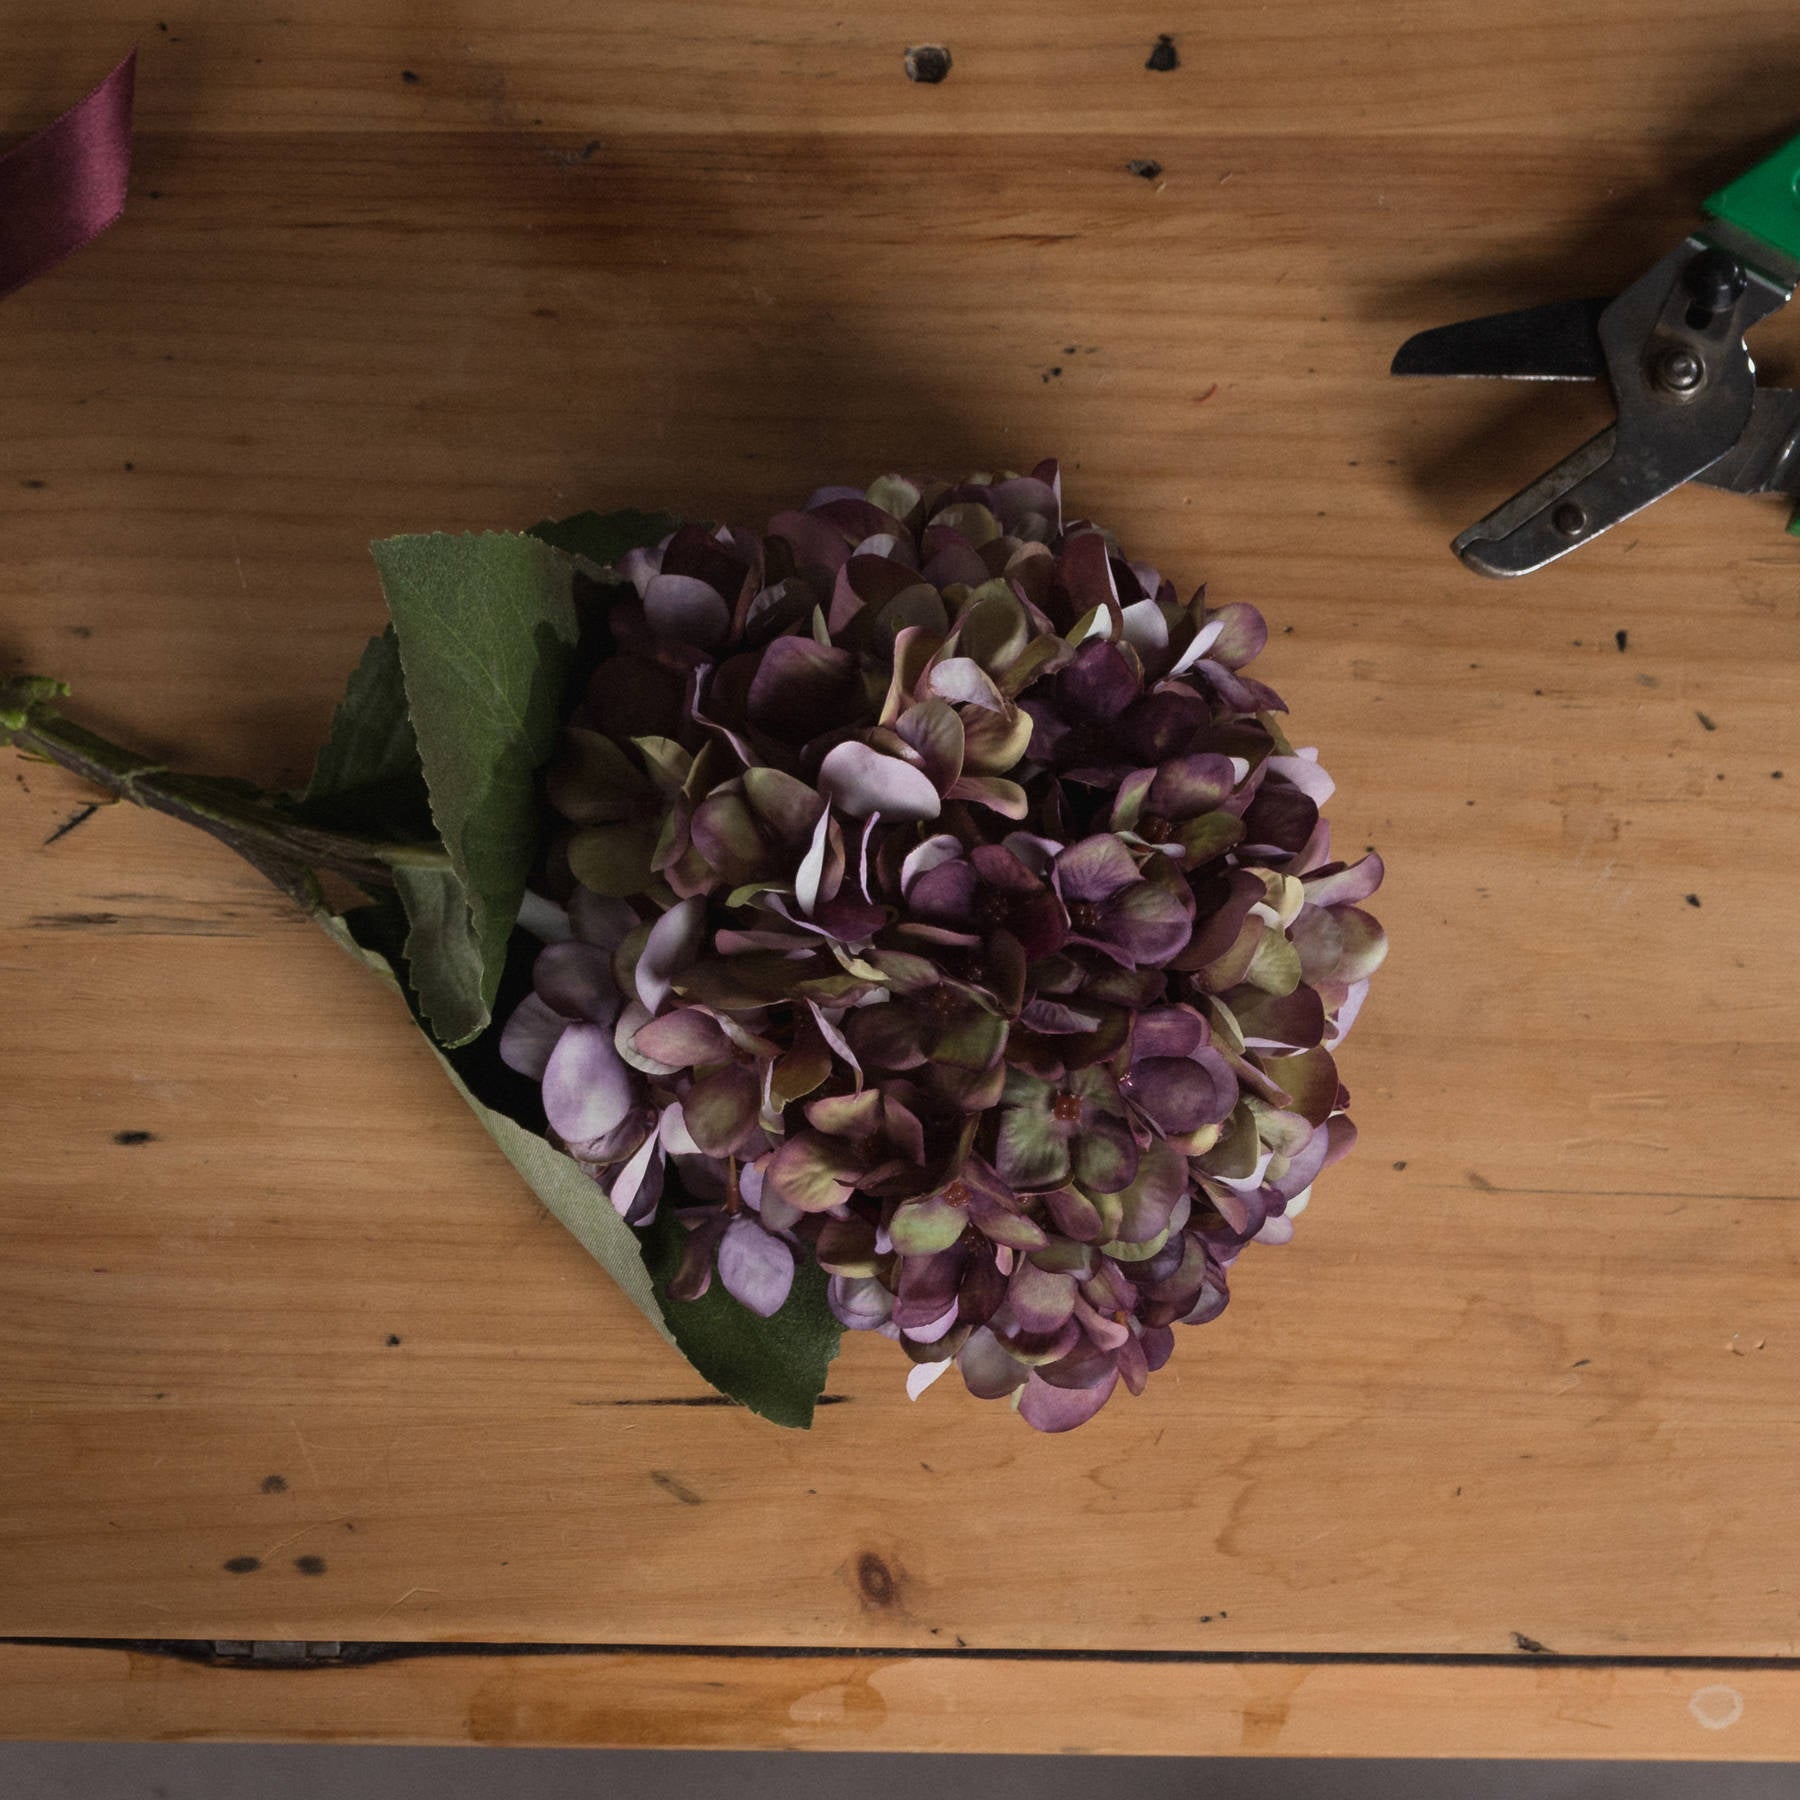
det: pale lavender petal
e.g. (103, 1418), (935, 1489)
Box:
(1302, 851), (1385, 908)
(638, 895), (705, 1012)
(1325, 978), (1371, 1046)
(906, 1358), (955, 1399)
(901, 1300), (962, 1346)
(1167, 614), (1226, 676)
(1267, 751), (1335, 806)
(607, 1129), (664, 1224)
(929, 656), (1007, 712)
(1120, 598), (1168, 656)
(817, 741), (943, 822)
(828, 1274), (894, 1330)
(542, 1023), (634, 1143)
(806, 1000), (862, 1083)
(499, 992), (566, 1079)
(616, 542), (665, 597)
(901, 832), (965, 895)
(716, 1217), (796, 1318)
(1255, 1214), (1297, 1245)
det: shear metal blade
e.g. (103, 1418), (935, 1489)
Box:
(1391, 298), (1610, 380)
(1694, 387), (1800, 495)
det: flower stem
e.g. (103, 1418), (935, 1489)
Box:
(1, 675), (448, 896)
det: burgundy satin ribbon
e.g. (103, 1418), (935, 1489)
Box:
(0, 50), (135, 300)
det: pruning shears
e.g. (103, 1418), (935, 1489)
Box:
(1393, 133), (1800, 576)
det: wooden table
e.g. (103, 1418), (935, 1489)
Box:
(3, 0), (1798, 1759)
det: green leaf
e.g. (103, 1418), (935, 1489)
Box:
(391, 864), (487, 1042)
(527, 507), (682, 570)
(639, 1208), (842, 1429)
(295, 627), (431, 836)
(370, 531), (582, 1046)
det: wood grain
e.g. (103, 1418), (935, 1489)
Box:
(2, 0), (1799, 1755)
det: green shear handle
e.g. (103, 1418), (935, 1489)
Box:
(1705, 132), (1800, 270)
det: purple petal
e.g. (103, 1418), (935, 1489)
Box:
(1232, 984), (1327, 1050)
(762, 1130), (860, 1213)
(569, 886), (639, 950)
(900, 832), (965, 896)
(818, 740), (943, 822)
(746, 636), (859, 732)
(1055, 834), (1141, 902)
(1132, 1004), (1209, 1061)
(1100, 878), (1195, 965)
(894, 699), (965, 791)
(1113, 1140), (1188, 1243)
(742, 765), (824, 845)
(893, 1247), (968, 1330)
(958, 1325), (1030, 1399)
(1129, 1049), (1237, 1133)
(908, 857), (979, 926)
(767, 507), (854, 574)
(542, 1023), (635, 1143)
(681, 1064), (761, 1156)
(533, 940), (621, 1025)
(1240, 781), (1319, 854)
(1117, 689), (1206, 764)
(631, 1007), (733, 1069)
(638, 897), (705, 1013)
(1058, 640), (1136, 721)
(1018, 1365), (1119, 1432)
(1146, 753), (1239, 818)
(944, 775), (1028, 818)
(499, 992), (567, 1079)
(716, 1217), (796, 1318)
(1018, 998), (1102, 1034)
(1008, 1259), (1077, 1333)
(644, 572), (730, 649)
(1204, 602), (1268, 669)
(1261, 1045), (1340, 1127)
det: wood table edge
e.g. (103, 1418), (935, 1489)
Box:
(0, 1643), (1793, 1758)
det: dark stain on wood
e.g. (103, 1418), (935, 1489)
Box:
(903, 44), (952, 84)
(1146, 34), (1179, 71)
(113, 1130), (156, 1146)
(650, 1471), (705, 1506)
(260, 1474), (288, 1494)
(1512, 1631), (1551, 1654)
(294, 1555), (327, 1576)
(43, 803), (99, 845)
(856, 1552), (897, 1607)
(1127, 159), (1163, 181)
(222, 1556), (261, 1574)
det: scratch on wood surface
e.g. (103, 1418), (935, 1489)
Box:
(371, 1585), (443, 1627)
